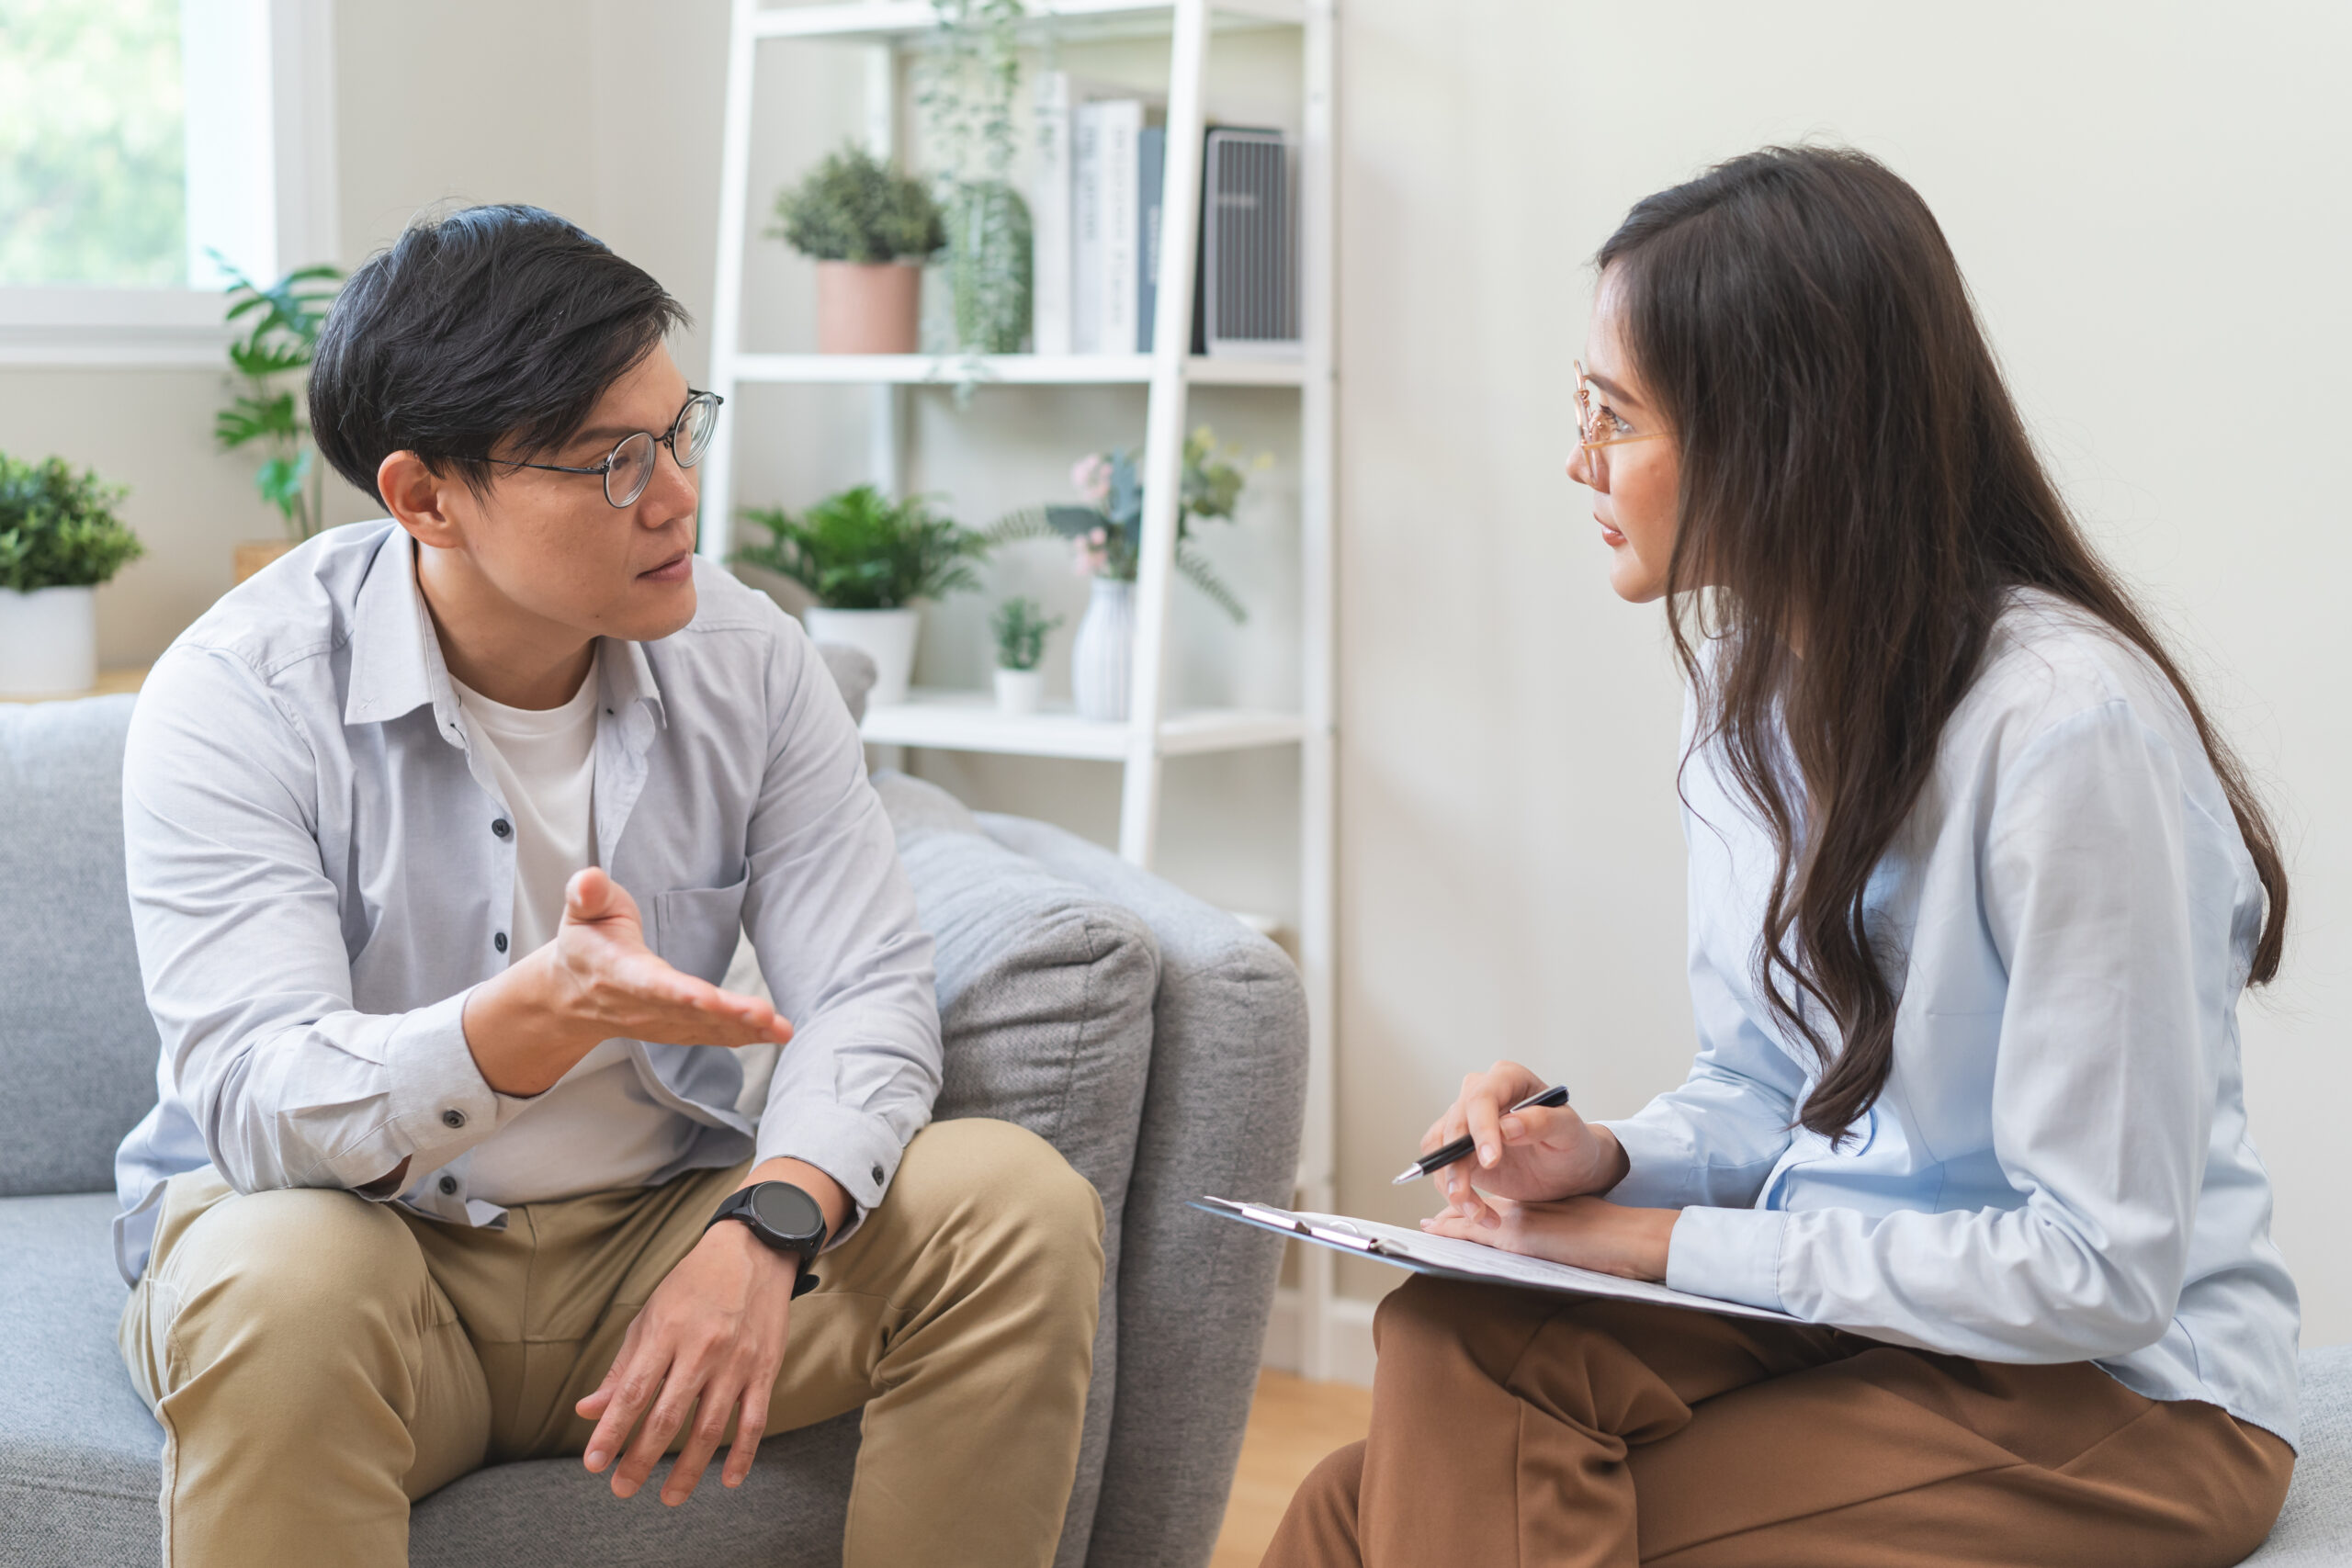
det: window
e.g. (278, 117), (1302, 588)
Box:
(0, 0), (338, 365)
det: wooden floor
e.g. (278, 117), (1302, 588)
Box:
(1209, 1371), (1374, 1568)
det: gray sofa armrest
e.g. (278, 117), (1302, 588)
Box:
(978, 814), (1309, 1568)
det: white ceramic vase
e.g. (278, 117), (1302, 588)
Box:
(804, 605), (922, 706)
(0, 585), (96, 697)
(1069, 577), (1136, 723)
(994, 666), (1045, 715)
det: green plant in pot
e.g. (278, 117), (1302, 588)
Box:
(918, 0), (1034, 355)
(770, 145), (945, 354)
(214, 258), (342, 579)
(0, 453), (144, 697)
(736, 484), (988, 705)
(989, 595), (1061, 714)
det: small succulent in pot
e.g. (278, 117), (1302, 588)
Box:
(990, 595), (1061, 671)
(769, 145), (946, 355)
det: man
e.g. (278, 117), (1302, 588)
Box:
(109, 203), (1103, 1568)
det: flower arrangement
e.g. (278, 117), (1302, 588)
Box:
(736, 484), (987, 611)
(989, 595), (1061, 671)
(769, 145), (945, 265)
(0, 454), (143, 592)
(991, 426), (1266, 623)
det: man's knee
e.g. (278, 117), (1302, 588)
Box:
(161, 1183), (432, 1363)
(906, 1118), (1105, 1290)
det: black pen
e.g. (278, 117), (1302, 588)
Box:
(1390, 1084), (1572, 1185)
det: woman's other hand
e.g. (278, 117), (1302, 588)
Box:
(1423, 1060), (1631, 1225)
(1421, 1194), (1678, 1283)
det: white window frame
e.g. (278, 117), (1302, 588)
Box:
(0, 0), (340, 367)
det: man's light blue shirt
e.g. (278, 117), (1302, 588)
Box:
(111, 522), (942, 1283)
(1600, 591), (2301, 1446)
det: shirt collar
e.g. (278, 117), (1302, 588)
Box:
(342, 525), (668, 739)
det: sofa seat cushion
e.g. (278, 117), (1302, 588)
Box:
(2245, 1344), (2352, 1563)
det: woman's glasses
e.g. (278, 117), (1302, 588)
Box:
(1574, 362), (1663, 469)
(500, 390), (725, 508)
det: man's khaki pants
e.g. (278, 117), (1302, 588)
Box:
(117, 1117), (1103, 1568)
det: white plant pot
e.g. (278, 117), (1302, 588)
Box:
(0, 585), (96, 697)
(994, 666), (1045, 715)
(804, 605), (922, 707)
(1070, 577), (1136, 723)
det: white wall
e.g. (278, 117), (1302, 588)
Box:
(1331, 0), (2352, 1341)
(4, 0), (2343, 1345)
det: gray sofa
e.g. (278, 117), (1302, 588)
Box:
(0, 685), (1307, 1568)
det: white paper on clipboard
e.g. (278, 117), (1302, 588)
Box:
(1191, 1197), (1805, 1326)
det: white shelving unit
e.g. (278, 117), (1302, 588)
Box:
(696, 0), (1340, 1377)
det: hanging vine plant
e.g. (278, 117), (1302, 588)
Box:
(916, 0), (1034, 357)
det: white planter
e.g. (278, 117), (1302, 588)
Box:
(1069, 577), (1136, 723)
(804, 606), (922, 707)
(0, 585), (96, 697)
(994, 666), (1045, 715)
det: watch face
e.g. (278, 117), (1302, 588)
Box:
(749, 1182), (823, 1241)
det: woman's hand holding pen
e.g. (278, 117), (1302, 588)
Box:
(1418, 1059), (1678, 1283)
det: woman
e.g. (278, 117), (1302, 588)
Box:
(1267, 147), (2299, 1568)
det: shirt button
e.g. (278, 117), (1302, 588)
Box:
(493, 931), (508, 953)
(492, 818), (512, 840)
(437, 1175), (459, 1196)
(442, 1108), (466, 1129)
(871, 1165), (885, 1185)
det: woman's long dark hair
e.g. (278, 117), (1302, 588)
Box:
(1600, 146), (2288, 1140)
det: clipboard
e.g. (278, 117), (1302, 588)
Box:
(1191, 1196), (1805, 1326)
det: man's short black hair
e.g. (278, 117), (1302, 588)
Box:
(311, 204), (690, 505)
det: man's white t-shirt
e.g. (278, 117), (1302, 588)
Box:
(449, 650), (699, 1206)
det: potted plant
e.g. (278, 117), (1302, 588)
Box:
(214, 259), (342, 581)
(769, 145), (945, 354)
(736, 484), (987, 705)
(991, 427), (1261, 721)
(0, 454), (144, 697)
(989, 595), (1061, 714)
(918, 0), (1034, 354)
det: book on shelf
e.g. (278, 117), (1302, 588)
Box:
(1032, 78), (1299, 362)
(1031, 71), (1075, 356)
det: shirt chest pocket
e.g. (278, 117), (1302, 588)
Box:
(648, 874), (751, 985)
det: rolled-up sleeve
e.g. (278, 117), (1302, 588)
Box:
(740, 614), (942, 1232)
(1684, 702), (2214, 1358)
(123, 648), (525, 1198)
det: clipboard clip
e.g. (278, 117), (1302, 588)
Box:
(1233, 1202), (1403, 1258)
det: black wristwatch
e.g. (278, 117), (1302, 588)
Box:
(707, 1181), (829, 1298)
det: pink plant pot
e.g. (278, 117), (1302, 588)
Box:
(815, 261), (922, 354)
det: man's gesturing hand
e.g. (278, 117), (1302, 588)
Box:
(577, 1216), (798, 1506)
(461, 867), (792, 1098)
(1422, 1059), (1630, 1227)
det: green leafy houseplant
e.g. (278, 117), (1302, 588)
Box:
(736, 485), (988, 610)
(918, 0), (1034, 354)
(990, 595), (1061, 671)
(0, 454), (143, 592)
(769, 145), (946, 264)
(989, 427), (1263, 623)
(215, 259), (342, 540)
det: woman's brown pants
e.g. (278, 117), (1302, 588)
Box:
(1264, 1275), (2293, 1568)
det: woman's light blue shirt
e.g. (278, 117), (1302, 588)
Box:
(1600, 591), (2301, 1446)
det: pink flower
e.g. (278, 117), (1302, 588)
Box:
(1070, 454), (1114, 507)
(1071, 536), (1109, 577)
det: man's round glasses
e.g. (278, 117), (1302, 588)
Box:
(1574, 361), (1663, 469)
(502, 390), (725, 508)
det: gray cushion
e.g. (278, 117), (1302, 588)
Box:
(0, 695), (160, 1197)
(978, 813), (1309, 1568)
(2245, 1345), (2352, 1564)
(812, 640), (876, 726)
(878, 774), (1159, 1568)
